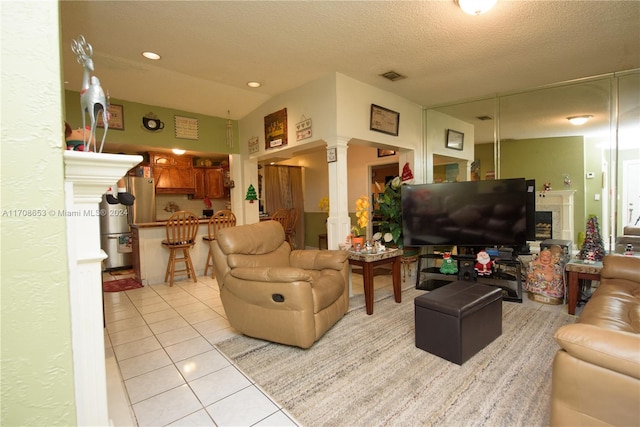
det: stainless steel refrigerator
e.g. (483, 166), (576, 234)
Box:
(127, 177), (156, 224)
(99, 195), (133, 270)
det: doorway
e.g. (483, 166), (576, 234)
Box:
(622, 159), (640, 228)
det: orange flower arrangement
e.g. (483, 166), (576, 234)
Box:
(351, 195), (369, 237)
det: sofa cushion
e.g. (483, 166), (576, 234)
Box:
(290, 249), (348, 271)
(623, 226), (640, 236)
(227, 243), (291, 269)
(554, 323), (640, 379)
(578, 282), (640, 333)
(217, 221), (286, 255)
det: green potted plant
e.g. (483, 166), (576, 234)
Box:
(373, 176), (404, 248)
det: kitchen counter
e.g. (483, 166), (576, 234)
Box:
(131, 217), (213, 229)
(131, 220), (212, 285)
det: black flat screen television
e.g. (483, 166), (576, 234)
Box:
(402, 178), (534, 247)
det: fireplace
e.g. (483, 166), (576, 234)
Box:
(535, 211), (553, 240)
(533, 190), (576, 248)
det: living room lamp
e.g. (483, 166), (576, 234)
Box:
(567, 115), (593, 126)
(456, 0), (497, 15)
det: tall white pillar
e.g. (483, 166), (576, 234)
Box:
(64, 151), (142, 426)
(326, 137), (351, 249)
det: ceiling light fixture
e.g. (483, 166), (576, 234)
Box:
(172, 148), (185, 155)
(567, 115), (593, 126)
(247, 81), (261, 88)
(456, 0), (497, 15)
(142, 51), (161, 60)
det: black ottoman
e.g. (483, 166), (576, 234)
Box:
(415, 281), (502, 365)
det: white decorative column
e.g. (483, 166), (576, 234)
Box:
(326, 137), (351, 249)
(64, 151), (142, 426)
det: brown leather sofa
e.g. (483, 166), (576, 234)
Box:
(210, 220), (349, 349)
(615, 225), (640, 254)
(550, 254), (640, 426)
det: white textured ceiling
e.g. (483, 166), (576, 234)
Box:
(60, 1), (640, 147)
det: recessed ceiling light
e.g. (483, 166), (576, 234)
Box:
(142, 51), (161, 60)
(247, 81), (261, 88)
(567, 115), (593, 126)
(456, 0), (497, 15)
(172, 148), (186, 155)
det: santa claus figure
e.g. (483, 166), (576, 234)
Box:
(474, 250), (493, 276)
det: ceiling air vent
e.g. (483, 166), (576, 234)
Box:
(380, 71), (406, 82)
(476, 115), (493, 121)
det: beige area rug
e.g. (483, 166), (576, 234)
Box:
(216, 287), (575, 427)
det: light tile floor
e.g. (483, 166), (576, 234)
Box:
(103, 271), (299, 427)
(104, 261), (577, 426)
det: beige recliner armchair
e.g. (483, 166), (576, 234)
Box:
(210, 220), (349, 349)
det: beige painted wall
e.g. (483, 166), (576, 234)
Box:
(1, 2), (77, 425)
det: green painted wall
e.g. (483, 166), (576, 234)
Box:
(2, 2), (77, 425)
(500, 136), (586, 243)
(474, 143), (495, 180)
(64, 90), (239, 155)
(584, 138), (603, 219)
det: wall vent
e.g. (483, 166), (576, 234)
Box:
(380, 71), (407, 82)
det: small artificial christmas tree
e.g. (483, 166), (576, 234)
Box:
(245, 184), (258, 203)
(578, 215), (606, 261)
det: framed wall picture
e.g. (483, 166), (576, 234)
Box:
(326, 147), (337, 163)
(174, 115), (199, 140)
(370, 104), (399, 136)
(377, 149), (396, 157)
(264, 108), (288, 149)
(446, 129), (464, 150)
(97, 104), (124, 130)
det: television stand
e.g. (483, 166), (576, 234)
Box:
(415, 253), (524, 303)
(476, 258), (524, 303)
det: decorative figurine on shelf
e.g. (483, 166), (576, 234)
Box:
(563, 174), (571, 188)
(105, 178), (135, 206)
(245, 184), (258, 203)
(439, 252), (458, 275)
(543, 182), (552, 192)
(578, 215), (606, 261)
(625, 244), (635, 256)
(474, 250), (493, 276)
(525, 247), (565, 301)
(65, 121), (95, 151)
(584, 250), (596, 264)
(71, 35), (109, 153)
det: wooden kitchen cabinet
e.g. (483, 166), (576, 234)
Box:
(193, 167), (227, 199)
(150, 152), (195, 194)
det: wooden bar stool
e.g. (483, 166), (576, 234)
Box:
(284, 208), (299, 248)
(203, 210), (236, 278)
(162, 211), (199, 286)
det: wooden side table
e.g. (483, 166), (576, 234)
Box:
(565, 259), (603, 315)
(348, 249), (401, 315)
(318, 233), (327, 250)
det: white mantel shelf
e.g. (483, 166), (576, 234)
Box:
(64, 151), (142, 426)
